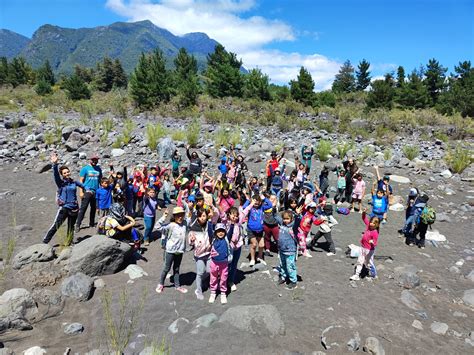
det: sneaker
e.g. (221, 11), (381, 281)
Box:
(249, 259), (255, 267)
(195, 290), (204, 300)
(381, 219), (387, 224)
(263, 250), (272, 257)
(144, 241), (150, 246)
(350, 208), (355, 212)
(155, 284), (164, 293)
(74, 225), (80, 233)
(397, 229), (404, 234)
(350, 275), (360, 281)
(175, 287), (188, 294)
(220, 294), (227, 304)
(257, 258), (267, 265)
(285, 282), (297, 290)
(326, 252), (336, 256)
(209, 293), (216, 304)
(419, 245), (425, 249)
(278, 278), (286, 285)
(230, 284), (237, 292)
(303, 250), (312, 258)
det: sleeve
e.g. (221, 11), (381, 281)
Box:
(313, 218), (324, 226)
(186, 147), (192, 160)
(52, 164), (62, 188)
(362, 212), (369, 226)
(239, 203), (252, 222)
(76, 181), (85, 190)
(274, 213), (283, 225)
(79, 166), (87, 178)
(262, 198), (272, 210)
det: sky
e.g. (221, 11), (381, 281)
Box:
(1, 0), (473, 90)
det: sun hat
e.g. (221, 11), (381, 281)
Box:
(172, 206), (185, 215)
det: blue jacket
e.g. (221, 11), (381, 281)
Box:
(212, 237), (230, 262)
(277, 221), (297, 254)
(96, 186), (113, 210)
(271, 175), (284, 190)
(243, 198), (272, 232)
(53, 164), (84, 210)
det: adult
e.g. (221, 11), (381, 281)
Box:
(342, 158), (359, 203)
(75, 153), (102, 232)
(301, 145), (314, 173)
(186, 145), (203, 177)
(266, 150), (285, 192)
(43, 153), (85, 244)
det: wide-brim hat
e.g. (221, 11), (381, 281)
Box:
(172, 206), (185, 215)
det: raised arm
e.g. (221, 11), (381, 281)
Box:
(374, 165), (381, 181)
(186, 146), (192, 160)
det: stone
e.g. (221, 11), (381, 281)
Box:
(0, 288), (38, 323)
(395, 265), (421, 289)
(462, 289), (474, 307)
(62, 126), (75, 140)
(111, 148), (126, 157)
(54, 247), (72, 265)
(0, 348), (14, 355)
(346, 332), (360, 352)
(14, 224), (33, 232)
(436, 212), (452, 223)
(124, 264), (148, 280)
(363, 337), (385, 355)
(64, 141), (79, 152)
(430, 321), (449, 335)
(388, 175), (410, 184)
(64, 322), (84, 335)
(32, 289), (62, 306)
(157, 137), (176, 161)
(4, 118), (26, 129)
(219, 304), (285, 337)
(168, 317), (189, 334)
(12, 244), (54, 269)
(440, 169), (452, 178)
(60, 273), (93, 302)
(412, 320), (423, 330)
(400, 290), (423, 310)
(453, 311), (467, 318)
(426, 230), (446, 242)
(35, 162), (53, 174)
(467, 270), (474, 283)
(389, 203), (405, 212)
(191, 313), (218, 333)
(23, 347), (46, 355)
(94, 278), (105, 289)
(67, 235), (133, 277)
(449, 266), (460, 274)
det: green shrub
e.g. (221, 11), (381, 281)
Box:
(296, 118), (312, 130)
(314, 120), (334, 133)
(361, 145), (374, 161)
(146, 123), (167, 150)
(36, 109), (49, 123)
(433, 131), (449, 143)
(315, 140), (332, 161)
(186, 118), (201, 147)
(43, 131), (58, 146)
(383, 149), (393, 161)
(78, 101), (93, 125)
(402, 145), (419, 161)
(337, 140), (354, 159)
(445, 144), (473, 173)
(171, 129), (186, 142)
(122, 119), (135, 145)
(112, 136), (123, 148)
(277, 114), (293, 132)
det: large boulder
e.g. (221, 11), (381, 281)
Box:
(60, 272), (93, 302)
(12, 244), (54, 270)
(4, 117), (26, 129)
(157, 137), (176, 161)
(0, 288), (38, 331)
(67, 235), (133, 277)
(219, 304), (285, 337)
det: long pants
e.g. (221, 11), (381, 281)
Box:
(210, 260), (228, 294)
(266, 176), (272, 191)
(354, 247), (376, 277)
(413, 222), (428, 247)
(159, 253), (183, 287)
(312, 230), (335, 253)
(143, 216), (155, 242)
(279, 252), (297, 283)
(334, 188), (345, 203)
(163, 192), (172, 206)
(264, 224), (279, 251)
(402, 215), (415, 237)
(76, 191), (96, 228)
(125, 198), (134, 217)
(133, 195), (143, 217)
(195, 256), (211, 293)
(345, 182), (353, 204)
(297, 230), (309, 254)
(228, 247), (242, 286)
(43, 207), (78, 243)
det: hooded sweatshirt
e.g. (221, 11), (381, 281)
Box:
(242, 198), (272, 232)
(188, 220), (214, 258)
(277, 220), (297, 254)
(186, 148), (202, 175)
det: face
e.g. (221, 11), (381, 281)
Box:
(229, 212), (239, 223)
(61, 168), (71, 179)
(216, 230), (226, 239)
(196, 200), (204, 208)
(101, 181), (109, 188)
(348, 159), (354, 165)
(290, 201), (297, 209)
(151, 169), (157, 175)
(147, 189), (156, 198)
(270, 195), (277, 206)
(254, 200), (262, 208)
(377, 191), (384, 198)
(251, 177), (257, 184)
(175, 213), (185, 223)
(90, 158), (99, 166)
(369, 218), (379, 230)
(308, 207), (316, 214)
(283, 216), (292, 225)
(192, 152), (197, 159)
(197, 213), (207, 225)
(222, 190), (229, 197)
(357, 176), (362, 181)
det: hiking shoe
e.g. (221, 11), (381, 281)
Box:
(230, 284), (237, 292)
(195, 290), (204, 300)
(263, 250), (272, 257)
(249, 259), (255, 267)
(303, 250), (313, 258)
(326, 252), (336, 256)
(350, 275), (360, 281)
(397, 229), (404, 234)
(175, 287), (188, 294)
(285, 282), (297, 290)
(209, 293), (216, 303)
(257, 258), (267, 265)
(155, 284), (164, 293)
(220, 294), (227, 304)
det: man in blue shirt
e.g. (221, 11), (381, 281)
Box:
(75, 154), (102, 232)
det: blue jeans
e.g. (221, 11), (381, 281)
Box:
(163, 191), (172, 206)
(279, 252), (297, 283)
(402, 215), (415, 235)
(143, 216), (155, 242)
(228, 247), (242, 285)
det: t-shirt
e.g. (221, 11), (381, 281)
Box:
(377, 179), (393, 195)
(353, 179), (366, 195)
(372, 195), (388, 214)
(79, 165), (102, 192)
(337, 176), (346, 189)
(104, 217), (119, 237)
(96, 186), (113, 209)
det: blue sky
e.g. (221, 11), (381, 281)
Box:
(1, 0), (473, 89)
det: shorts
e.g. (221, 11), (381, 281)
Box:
(352, 193), (362, 202)
(247, 229), (264, 240)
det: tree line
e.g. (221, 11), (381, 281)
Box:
(0, 45), (472, 117)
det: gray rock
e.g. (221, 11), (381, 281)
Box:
(394, 265), (420, 289)
(449, 266), (460, 274)
(67, 235), (133, 277)
(462, 289), (474, 307)
(60, 272), (93, 302)
(124, 264), (148, 280)
(346, 332), (360, 352)
(111, 148), (125, 157)
(157, 137), (176, 161)
(363, 337), (385, 355)
(12, 244), (54, 269)
(436, 212), (452, 223)
(440, 169), (452, 178)
(4, 118), (26, 129)
(64, 141), (79, 152)
(191, 313), (218, 333)
(350, 119), (369, 130)
(412, 320), (423, 330)
(0, 347), (14, 355)
(430, 321), (449, 335)
(62, 126), (75, 140)
(140, 347), (156, 355)
(0, 288), (37, 332)
(14, 224), (33, 232)
(54, 247), (72, 265)
(32, 289), (62, 306)
(35, 162), (52, 173)
(23, 346), (46, 355)
(94, 278), (105, 289)
(466, 270), (474, 283)
(64, 322), (84, 335)
(219, 304), (285, 337)
(400, 290), (423, 310)
(168, 317), (189, 334)
(453, 311), (467, 318)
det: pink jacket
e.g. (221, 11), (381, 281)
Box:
(360, 213), (379, 250)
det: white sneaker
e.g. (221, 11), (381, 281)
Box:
(326, 252), (336, 256)
(249, 259), (255, 267)
(220, 294), (227, 304)
(195, 290), (204, 300)
(350, 275), (360, 281)
(230, 284), (237, 292)
(209, 293), (216, 303)
(303, 250), (313, 258)
(257, 258), (267, 265)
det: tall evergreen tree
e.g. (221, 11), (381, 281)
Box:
(244, 68), (271, 101)
(129, 53), (151, 109)
(35, 77), (52, 96)
(7, 57), (32, 87)
(397, 70), (430, 109)
(0, 57), (8, 85)
(112, 59), (128, 88)
(424, 58), (447, 105)
(396, 66), (406, 88)
(438, 61), (474, 117)
(205, 44), (243, 98)
(290, 67), (315, 106)
(63, 73), (91, 100)
(37, 60), (55, 85)
(366, 79), (395, 109)
(355, 59), (371, 91)
(94, 57), (115, 92)
(74, 64), (94, 83)
(173, 48), (200, 107)
(332, 60), (356, 93)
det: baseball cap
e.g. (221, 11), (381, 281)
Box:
(307, 202), (317, 208)
(90, 153), (99, 160)
(187, 195), (196, 203)
(214, 223), (227, 232)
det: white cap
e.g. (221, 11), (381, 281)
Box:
(307, 202), (317, 208)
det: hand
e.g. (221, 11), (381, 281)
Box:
(163, 210), (169, 218)
(50, 153), (58, 164)
(362, 207), (368, 213)
(190, 235), (196, 243)
(186, 145), (190, 149)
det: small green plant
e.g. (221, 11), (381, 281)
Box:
(122, 119), (136, 145)
(112, 136), (123, 148)
(43, 131), (59, 146)
(445, 144), (473, 174)
(315, 140), (332, 161)
(383, 149), (393, 161)
(145, 337), (171, 355)
(171, 129), (186, 142)
(146, 123), (167, 150)
(36, 109), (49, 123)
(315, 120), (334, 133)
(434, 131), (449, 143)
(361, 145), (374, 161)
(402, 145), (419, 161)
(186, 118), (201, 147)
(276, 114), (293, 132)
(78, 102), (93, 125)
(101, 288), (147, 354)
(337, 141), (354, 159)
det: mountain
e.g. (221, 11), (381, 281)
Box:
(0, 29), (30, 58)
(0, 20), (220, 74)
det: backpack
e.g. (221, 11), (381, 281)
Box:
(336, 207), (350, 215)
(420, 205), (436, 225)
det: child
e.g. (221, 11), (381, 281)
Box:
(334, 169), (346, 204)
(410, 194), (430, 248)
(370, 182), (389, 224)
(350, 208), (379, 281)
(351, 173), (366, 212)
(209, 223), (231, 304)
(310, 204), (338, 256)
(218, 187), (235, 223)
(96, 178), (113, 217)
(226, 207), (244, 292)
(155, 207), (189, 294)
(188, 209), (213, 300)
(171, 150), (182, 178)
(319, 166), (330, 197)
(263, 194), (280, 257)
(162, 173), (172, 206)
(398, 188), (419, 238)
(276, 210), (298, 289)
(143, 188), (159, 246)
(297, 202), (319, 258)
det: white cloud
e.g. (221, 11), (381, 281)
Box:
(106, 0), (341, 90)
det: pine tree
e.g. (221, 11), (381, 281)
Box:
(7, 57), (32, 87)
(205, 44), (243, 98)
(424, 58), (447, 105)
(74, 64), (94, 83)
(366, 79), (395, 109)
(289, 67), (315, 106)
(129, 53), (152, 109)
(397, 70), (430, 109)
(355, 59), (371, 91)
(37, 60), (55, 85)
(269, 84), (290, 102)
(112, 59), (127, 88)
(174, 48), (200, 107)
(332, 60), (356, 93)
(396, 66), (405, 88)
(243, 68), (271, 101)
(63, 73), (91, 100)
(438, 61), (474, 117)
(94, 57), (115, 92)
(0, 57), (8, 85)
(148, 49), (170, 104)
(35, 77), (52, 96)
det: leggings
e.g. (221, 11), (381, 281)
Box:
(159, 252), (183, 287)
(264, 224), (279, 251)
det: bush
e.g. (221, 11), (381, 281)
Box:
(316, 140), (332, 161)
(383, 149), (393, 161)
(36, 109), (49, 123)
(214, 127), (242, 148)
(122, 119), (135, 145)
(146, 123), (167, 150)
(186, 118), (201, 147)
(277, 114), (293, 132)
(171, 129), (186, 141)
(402, 145), (419, 161)
(361, 145), (374, 161)
(337, 140), (354, 159)
(445, 144), (473, 173)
